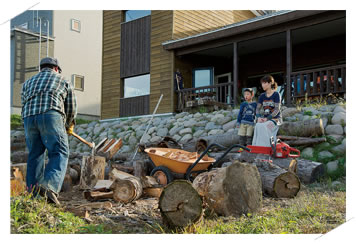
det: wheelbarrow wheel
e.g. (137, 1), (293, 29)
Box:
(150, 166), (174, 186)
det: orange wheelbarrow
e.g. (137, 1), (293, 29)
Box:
(145, 143), (251, 185)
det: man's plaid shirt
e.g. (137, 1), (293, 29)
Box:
(21, 68), (77, 128)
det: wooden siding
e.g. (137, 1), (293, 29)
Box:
(150, 11), (174, 114)
(119, 95), (150, 117)
(173, 10), (256, 40)
(120, 16), (151, 78)
(101, 11), (123, 119)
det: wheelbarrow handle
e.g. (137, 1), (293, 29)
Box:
(185, 143), (226, 181)
(210, 144), (251, 169)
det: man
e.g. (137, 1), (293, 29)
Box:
(21, 57), (77, 205)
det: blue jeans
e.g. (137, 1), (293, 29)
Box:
(24, 110), (69, 194)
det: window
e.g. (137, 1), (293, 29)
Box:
(124, 10), (151, 22)
(72, 74), (84, 91)
(193, 67), (214, 88)
(124, 74), (150, 98)
(70, 19), (81, 32)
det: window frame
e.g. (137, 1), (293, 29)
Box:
(123, 73), (150, 98)
(72, 74), (84, 91)
(70, 19), (81, 32)
(192, 67), (214, 88)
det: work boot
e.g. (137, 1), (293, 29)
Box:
(239, 136), (247, 146)
(246, 136), (253, 146)
(38, 186), (61, 206)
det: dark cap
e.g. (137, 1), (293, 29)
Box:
(243, 88), (254, 94)
(40, 57), (62, 73)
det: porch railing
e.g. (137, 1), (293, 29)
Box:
(177, 82), (234, 111)
(289, 64), (346, 101)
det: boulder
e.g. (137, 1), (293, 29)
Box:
(333, 106), (346, 113)
(222, 120), (237, 131)
(327, 135), (344, 144)
(193, 130), (205, 138)
(216, 116), (232, 125)
(330, 143), (346, 154)
(301, 147), (314, 158)
(193, 112), (202, 119)
(147, 127), (156, 135)
(208, 129), (224, 136)
(150, 136), (162, 143)
(205, 121), (218, 131)
(179, 128), (192, 136)
(282, 107), (300, 118)
(157, 128), (169, 137)
(331, 112), (346, 125)
(183, 119), (197, 128)
(325, 124), (344, 135)
(169, 126), (183, 136)
(172, 134), (182, 142)
(326, 160), (339, 173)
(180, 134), (193, 143)
(211, 114), (224, 123)
(318, 151), (334, 161)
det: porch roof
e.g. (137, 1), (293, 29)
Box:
(162, 10), (341, 51)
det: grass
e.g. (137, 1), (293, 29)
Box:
(11, 114), (23, 130)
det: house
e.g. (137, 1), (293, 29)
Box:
(10, 10), (103, 120)
(101, 10), (259, 119)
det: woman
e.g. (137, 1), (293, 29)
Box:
(252, 75), (282, 146)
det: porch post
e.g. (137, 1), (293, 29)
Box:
(233, 42), (239, 106)
(286, 29), (292, 106)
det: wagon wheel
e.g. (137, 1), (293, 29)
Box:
(150, 166), (174, 186)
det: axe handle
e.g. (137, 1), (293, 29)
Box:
(72, 132), (94, 148)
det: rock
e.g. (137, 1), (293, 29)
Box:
(193, 130), (205, 138)
(301, 147), (314, 158)
(175, 112), (188, 119)
(319, 105), (334, 112)
(179, 128), (192, 136)
(13, 130), (25, 138)
(147, 127), (156, 135)
(205, 122), (218, 131)
(325, 124), (344, 135)
(221, 162), (233, 168)
(150, 136), (162, 143)
(183, 119), (197, 128)
(331, 112), (346, 125)
(211, 114), (224, 123)
(302, 107), (319, 115)
(169, 125), (183, 136)
(152, 118), (162, 126)
(282, 107), (300, 118)
(327, 135), (344, 144)
(157, 128), (168, 137)
(128, 136), (138, 146)
(330, 143), (346, 154)
(322, 118), (328, 129)
(331, 181), (342, 188)
(195, 120), (208, 127)
(318, 151), (334, 160)
(93, 126), (103, 135)
(227, 128), (236, 133)
(303, 115), (311, 121)
(344, 126), (346, 134)
(333, 106), (346, 113)
(172, 134), (182, 142)
(119, 145), (132, 154)
(180, 134), (193, 143)
(141, 134), (151, 144)
(222, 120), (237, 131)
(342, 138), (346, 147)
(193, 112), (202, 119)
(208, 129), (224, 136)
(216, 116), (232, 125)
(326, 160), (339, 173)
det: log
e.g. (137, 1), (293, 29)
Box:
(192, 162), (262, 217)
(79, 156), (106, 190)
(61, 173), (72, 192)
(159, 180), (203, 228)
(143, 187), (163, 198)
(84, 189), (114, 201)
(240, 152), (325, 184)
(110, 177), (143, 203)
(111, 163), (134, 174)
(245, 159), (300, 198)
(277, 135), (326, 146)
(278, 119), (324, 137)
(133, 160), (146, 177)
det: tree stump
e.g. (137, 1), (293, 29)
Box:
(240, 152), (325, 184)
(192, 162), (262, 217)
(245, 159), (301, 198)
(79, 156), (106, 189)
(159, 180), (203, 228)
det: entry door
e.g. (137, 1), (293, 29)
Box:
(215, 73), (232, 104)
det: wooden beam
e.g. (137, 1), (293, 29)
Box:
(286, 29), (292, 106)
(233, 42), (239, 106)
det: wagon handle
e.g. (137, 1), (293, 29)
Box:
(209, 144), (251, 169)
(185, 143), (226, 182)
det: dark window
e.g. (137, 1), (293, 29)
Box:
(124, 10), (151, 22)
(193, 67), (214, 88)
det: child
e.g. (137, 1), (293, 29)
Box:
(252, 75), (282, 147)
(236, 88), (257, 146)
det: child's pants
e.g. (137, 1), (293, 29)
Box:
(238, 123), (254, 137)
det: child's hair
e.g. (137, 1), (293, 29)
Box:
(260, 75), (277, 90)
(243, 88), (254, 96)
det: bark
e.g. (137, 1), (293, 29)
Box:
(192, 162), (262, 217)
(97, 138), (123, 161)
(79, 156), (106, 190)
(247, 159), (300, 198)
(159, 180), (203, 228)
(277, 135), (326, 146)
(111, 163), (134, 174)
(110, 177), (143, 203)
(143, 187), (163, 198)
(278, 119), (325, 137)
(240, 151), (325, 184)
(61, 174), (72, 192)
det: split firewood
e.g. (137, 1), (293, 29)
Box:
(238, 158), (300, 198)
(143, 187), (163, 198)
(240, 151), (325, 184)
(84, 190), (114, 201)
(133, 160), (146, 177)
(109, 168), (136, 181)
(93, 180), (114, 190)
(140, 176), (159, 188)
(79, 156), (106, 190)
(11, 167), (26, 197)
(159, 180), (203, 228)
(111, 163), (134, 175)
(278, 119), (324, 137)
(192, 161), (262, 217)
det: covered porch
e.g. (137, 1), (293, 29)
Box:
(163, 10), (346, 111)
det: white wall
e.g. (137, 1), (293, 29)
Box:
(53, 10), (102, 118)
